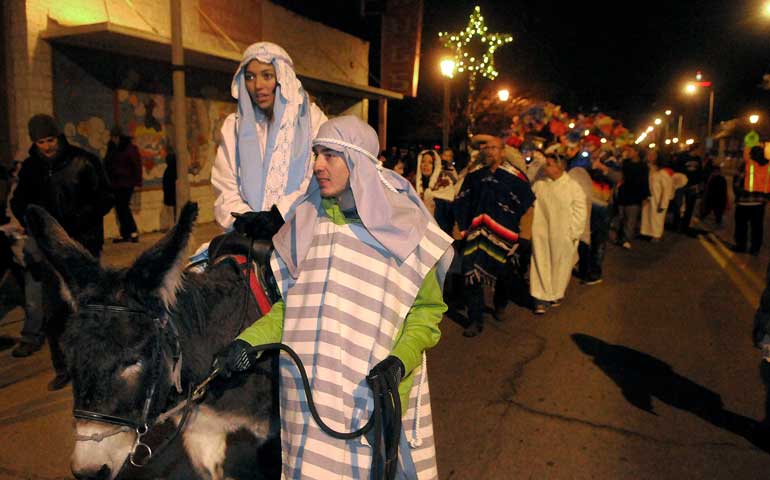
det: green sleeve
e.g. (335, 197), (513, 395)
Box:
(236, 299), (285, 346)
(390, 268), (446, 374)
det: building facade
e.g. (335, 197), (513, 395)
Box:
(2, 0), (400, 234)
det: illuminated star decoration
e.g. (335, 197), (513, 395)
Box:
(438, 6), (513, 81)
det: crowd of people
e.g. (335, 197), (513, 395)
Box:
(0, 37), (768, 479)
(377, 132), (750, 338)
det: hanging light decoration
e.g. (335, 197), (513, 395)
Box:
(438, 6), (513, 80)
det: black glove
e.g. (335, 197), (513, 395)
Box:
(211, 339), (256, 378)
(366, 356), (405, 480)
(232, 205), (285, 241)
(367, 356), (405, 390)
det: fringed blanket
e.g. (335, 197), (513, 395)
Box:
(454, 163), (535, 285)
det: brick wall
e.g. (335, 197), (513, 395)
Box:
(261, 2), (369, 85)
(6, 0), (55, 161)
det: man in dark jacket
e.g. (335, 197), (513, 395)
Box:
(672, 146), (704, 232)
(616, 146), (650, 249)
(105, 126), (142, 243)
(12, 115), (112, 257)
(9, 114), (113, 390)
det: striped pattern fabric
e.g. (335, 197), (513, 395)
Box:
(270, 217), (451, 479)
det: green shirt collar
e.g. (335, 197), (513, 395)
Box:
(321, 197), (361, 225)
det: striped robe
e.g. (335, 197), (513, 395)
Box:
(270, 215), (452, 479)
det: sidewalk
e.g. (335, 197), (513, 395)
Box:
(102, 221), (225, 268)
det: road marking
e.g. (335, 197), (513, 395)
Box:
(697, 234), (760, 307)
(706, 233), (765, 291)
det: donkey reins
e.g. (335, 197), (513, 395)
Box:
(71, 249), (402, 480)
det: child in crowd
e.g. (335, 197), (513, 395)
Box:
(530, 150), (588, 314)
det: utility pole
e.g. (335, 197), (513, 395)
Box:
(707, 89), (715, 140)
(171, 0), (190, 215)
(677, 114), (684, 141)
(442, 80), (450, 150)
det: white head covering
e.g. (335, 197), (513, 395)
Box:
(231, 42), (312, 211)
(414, 149), (442, 198)
(273, 116), (444, 278)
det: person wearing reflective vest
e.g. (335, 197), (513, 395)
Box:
(733, 145), (769, 254)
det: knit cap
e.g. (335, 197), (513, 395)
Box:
(28, 114), (59, 142)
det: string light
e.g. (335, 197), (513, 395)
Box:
(438, 6), (513, 80)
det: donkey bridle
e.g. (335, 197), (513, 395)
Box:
(72, 304), (199, 474)
(72, 251), (402, 479)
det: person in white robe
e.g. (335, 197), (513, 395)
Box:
(640, 150), (674, 241)
(211, 42), (327, 230)
(410, 149), (458, 216)
(565, 149), (594, 280)
(530, 151), (588, 314)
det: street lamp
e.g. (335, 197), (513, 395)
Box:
(684, 75), (715, 142)
(440, 58), (455, 78)
(497, 89), (510, 101)
(654, 118), (662, 125)
(665, 110), (672, 116)
(440, 59), (455, 150)
(750, 114), (760, 124)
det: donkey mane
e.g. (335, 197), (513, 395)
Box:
(169, 260), (257, 384)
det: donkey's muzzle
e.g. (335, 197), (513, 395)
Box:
(73, 464), (110, 480)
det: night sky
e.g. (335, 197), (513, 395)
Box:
(275, 0), (770, 144)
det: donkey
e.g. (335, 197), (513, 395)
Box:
(26, 202), (280, 480)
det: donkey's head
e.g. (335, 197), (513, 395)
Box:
(26, 203), (198, 480)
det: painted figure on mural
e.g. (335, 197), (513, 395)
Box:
(211, 41), (328, 239)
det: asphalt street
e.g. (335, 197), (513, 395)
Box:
(0, 223), (769, 479)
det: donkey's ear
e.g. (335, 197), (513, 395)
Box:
(25, 205), (101, 293)
(126, 202), (198, 310)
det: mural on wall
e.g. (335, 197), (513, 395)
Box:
(63, 117), (111, 158)
(117, 90), (169, 186)
(54, 46), (235, 188)
(61, 87), (234, 188)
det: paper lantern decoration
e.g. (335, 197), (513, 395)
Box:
(549, 119), (568, 136)
(506, 135), (524, 148)
(583, 134), (602, 149)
